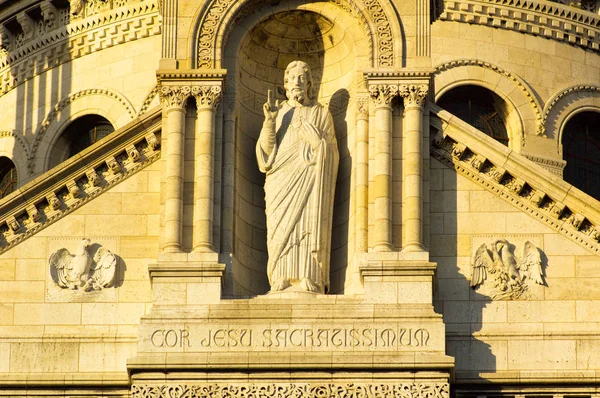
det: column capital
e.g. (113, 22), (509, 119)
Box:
(398, 84), (429, 110)
(159, 85), (191, 111)
(368, 84), (399, 108)
(192, 85), (222, 110)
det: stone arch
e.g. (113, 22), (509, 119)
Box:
(30, 89), (136, 176)
(542, 85), (600, 155)
(434, 60), (544, 150)
(190, 0), (400, 70)
(0, 131), (30, 185)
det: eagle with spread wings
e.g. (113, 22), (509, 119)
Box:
(49, 239), (117, 291)
(470, 239), (544, 294)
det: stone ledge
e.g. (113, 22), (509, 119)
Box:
(0, 372), (129, 387)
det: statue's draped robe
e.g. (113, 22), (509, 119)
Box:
(256, 101), (339, 292)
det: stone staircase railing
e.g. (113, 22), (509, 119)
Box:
(0, 106), (161, 255)
(430, 103), (600, 255)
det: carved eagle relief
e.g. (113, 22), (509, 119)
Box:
(470, 239), (545, 299)
(49, 238), (117, 291)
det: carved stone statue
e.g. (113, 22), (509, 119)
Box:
(49, 238), (117, 291)
(256, 61), (339, 293)
(470, 239), (545, 300)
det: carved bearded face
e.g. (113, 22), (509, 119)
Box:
(284, 61), (312, 105)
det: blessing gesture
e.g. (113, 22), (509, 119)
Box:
(263, 89), (279, 122)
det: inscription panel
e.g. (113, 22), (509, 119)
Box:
(140, 322), (444, 353)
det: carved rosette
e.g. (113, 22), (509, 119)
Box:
(131, 383), (450, 398)
(192, 85), (222, 110)
(398, 84), (428, 110)
(368, 84), (398, 108)
(159, 85), (191, 111)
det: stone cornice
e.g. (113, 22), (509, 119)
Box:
(430, 103), (600, 256)
(438, 0), (600, 52)
(0, 1), (160, 97)
(0, 107), (162, 255)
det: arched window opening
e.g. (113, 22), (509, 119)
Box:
(0, 157), (17, 199)
(438, 85), (509, 146)
(563, 111), (600, 200)
(48, 115), (115, 170)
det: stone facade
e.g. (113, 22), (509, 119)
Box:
(0, 0), (598, 396)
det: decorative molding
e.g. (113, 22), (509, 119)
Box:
(0, 1), (160, 97)
(438, 0), (600, 52)
(434, 59), (544, 138)
(196, 0), (393, 69)
(131, 383), (450, 398)
(541, 84), (600, 146)
(431, 105), (600, 256)
(0, 130), (31, 159)
(159, 85), (191, 110)
(521, 152), (566, 176)
(0, 110), (161, 255)
(28, 88), (136, 175)
(138, 84), (160, 116)
(399, 84), (429, 109)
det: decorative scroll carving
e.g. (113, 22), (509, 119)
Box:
(470, 239), (545, 300)
(369, 84), (398, 107)
(132, 383), (450, 398)
(196, 0), (393, 69)
(357, 95), (369, 120)
(398, 84), (429, 109)
(49, 238), (117, 291)
(192, 86), (222, 109)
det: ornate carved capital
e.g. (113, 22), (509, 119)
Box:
(368, 84), (398, 108)
(159, 85), (191, 110)
(398, 84), (429, 109)
(192, 85), (222, 110)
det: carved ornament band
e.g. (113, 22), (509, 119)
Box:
(368, 84), (399, 107)
(398, 84), (429, 109)
(132, 382), (450, 398)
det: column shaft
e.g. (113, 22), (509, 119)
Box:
(355, 99), (369, 252)
(194, 107), (215, 252)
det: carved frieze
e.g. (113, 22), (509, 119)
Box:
(132, 383), (450, 398)
(470, 238), (546, 300)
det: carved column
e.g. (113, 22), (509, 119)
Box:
(355, 95), (369, 253)
(193, 85), (222, 252)
(369, 85), (398, 252)
(160, 85), (190, 253)
(399, 84), (428, 252)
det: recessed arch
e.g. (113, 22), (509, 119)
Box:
(434, 59), (544, 150)
(542, 85), (600, 155)
(190, 0), (401, 70)
(0, 156), (17, 199)
(30, 89), (135, 176)
(0, 131), (29, 186)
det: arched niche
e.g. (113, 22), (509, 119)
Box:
(0, 156), (18, 199)
(221, 5), (367, 296)
(47, 115), (115, 170)
(434, 60), (545, 150)
(0, 131), (29, 187)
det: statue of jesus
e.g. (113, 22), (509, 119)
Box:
(256, 60), (339, 294)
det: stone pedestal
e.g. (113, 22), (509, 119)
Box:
(128, 295), (453, 396)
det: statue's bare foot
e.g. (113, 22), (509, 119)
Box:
(300, 278), (319, 293)
(271, 278), (291, 291)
